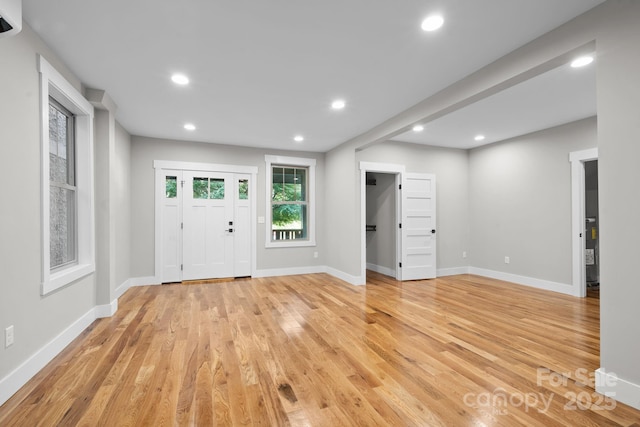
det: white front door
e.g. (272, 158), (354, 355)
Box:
(400, 173), (436, 280)
(183, 171), (235, 280)
(159, 168), (252, 282)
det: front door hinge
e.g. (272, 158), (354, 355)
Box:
(181, 264), (183, 271)
(399, 223), (402, 229)
(181, 222), (183, 230)
(181, 180), (185, 187)
(399, 262), (402, 268)
(399, 184), (402, 190)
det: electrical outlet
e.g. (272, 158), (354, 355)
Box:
(504, 256), (510, 264)
(462, 251), (467, 258)
(5, 325), (14, 348)
(313, 251), (318, 258)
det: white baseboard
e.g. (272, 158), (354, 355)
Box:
(596, 368), (640, 410)
(114, 278), (131, 299)
(468, 267), (576, 296)
(325, 266), (365, 286)
(0, 307), (97, 406)
(253, 265), (326, 278)
(94, 299), (117, 318)
(437, 266), (470, 277)
(254, 265), (365, 286)
(129, 276), (160, 287)
(366, 263), (396, 278)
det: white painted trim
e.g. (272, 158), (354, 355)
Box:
(326, 266), (366, 286)
(437, 266), (470, 277)
(468, 267), (577, 296)
(39, 55), (96, 295)
(366, 263), (396, 277)
(359, 162), (406, 174)
(359, 162), (405, 283)
(264, 155), (316, 167)
(569, 147), (598, 298)
(153, 160), (258, 175)
(129, 276), (160, 287)
(0, 307), (96, 406)
(596, 368), (640, 410)
(264, 155), (317, 248)
(95, 299), (117, 318)
(253, 266), (326, 278)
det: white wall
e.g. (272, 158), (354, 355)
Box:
(324, 143), (360, 278)
(114, 123), (131, 289)
(468, 117), (597, 285)
(0, 25), (96, 381)
(0, 24), (130, 404)
(596, 0), (640, 408)
(129, 136), (325, 278)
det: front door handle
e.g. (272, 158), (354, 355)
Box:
(228, 228), (234, 233)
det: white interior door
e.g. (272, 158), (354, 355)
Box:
(182, 171), (235, 280)
(400, 173), (436, 280)
(161, 170), (182, 282)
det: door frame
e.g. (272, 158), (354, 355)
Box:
(569, 148), (598, 298)
(359, 162), (405, 281)
(153, 160), (258, 283)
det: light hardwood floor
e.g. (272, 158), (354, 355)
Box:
(1, 272), (639, 426)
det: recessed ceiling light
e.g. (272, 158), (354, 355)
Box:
(421, 14), (444, 32)
(171, 73), (189, 85)
(474, 135), (485, 141)
(294, 135), (304, 142)
(571, 56), (594, 68)
(413, 124), (424, 132)
(184, 123), (196, 131)
(331, 99), (346, 110)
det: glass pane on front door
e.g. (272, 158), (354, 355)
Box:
(239, 179), (248, 200)
(166, 176), (177, 198)
(193, 177), (208, 199)
(210, 179), (225, 199)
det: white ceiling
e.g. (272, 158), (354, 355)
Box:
(392, 60), (597, 149)
(22, 0), (604, 152)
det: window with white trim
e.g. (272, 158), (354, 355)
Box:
(49, 99), (76, 270)
(39, 55), (95, 295)
(265, 155), (316, 248)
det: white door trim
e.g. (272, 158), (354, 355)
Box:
(154, 160), (258, 283)
(569, 147), (598, 298)
(359, 162), (405, 281)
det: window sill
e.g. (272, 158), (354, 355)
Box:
(265, 239), (316, 249)
(42, 263), (94, 295)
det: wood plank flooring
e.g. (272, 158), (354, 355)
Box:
(1, 272), (639, 426)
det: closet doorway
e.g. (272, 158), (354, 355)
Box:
(365, 172), (398, 278)
(359, 162), (437, 281)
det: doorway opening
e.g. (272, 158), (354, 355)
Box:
(359, 161), (437, 282)
(585, 160), (599, 298)
(365, 171), (398, 278)
(570, 147), (598, 298)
